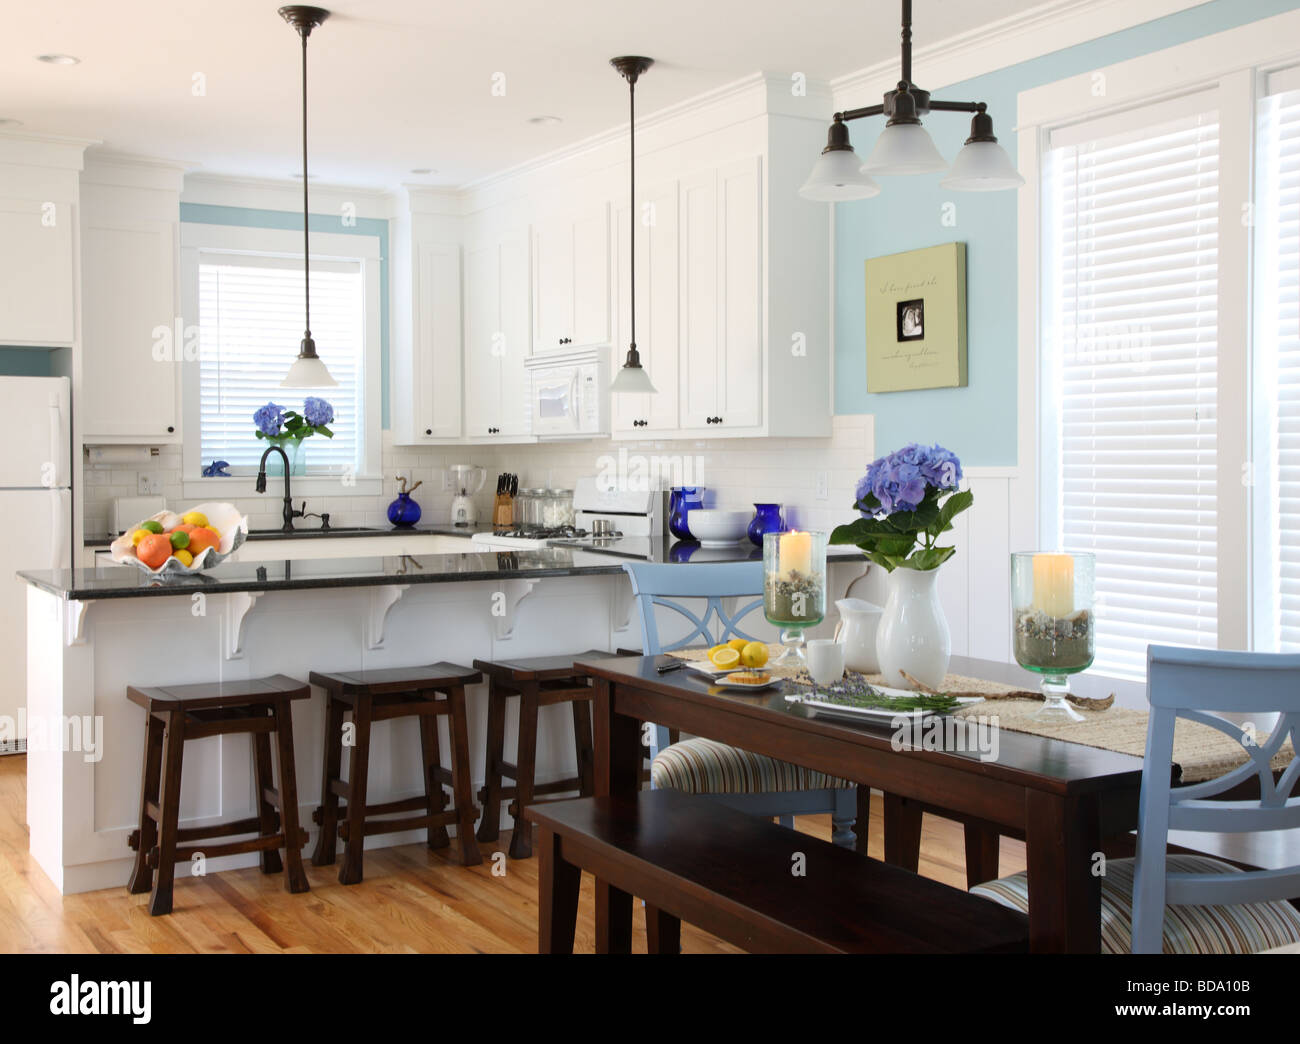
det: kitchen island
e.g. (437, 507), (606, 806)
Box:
(19, 543), (868, 893)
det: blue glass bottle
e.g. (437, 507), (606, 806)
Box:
(748, 502), (785, 546)
(668, 486), (705, 540)
(387, 478), (423, 528)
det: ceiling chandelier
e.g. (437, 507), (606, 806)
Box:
(278, 5), (338, 388)
(800, 0), (1025, 201)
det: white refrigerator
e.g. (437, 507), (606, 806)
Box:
(0, 376), (72, 749)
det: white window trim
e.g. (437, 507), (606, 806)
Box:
(178, 222), (383, 499)
(1015, 7), (1300, 654)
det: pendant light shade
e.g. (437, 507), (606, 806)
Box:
(610, 55), (657, 396)
(278, 5), (336, 388)
(939, 109), (1025, 191)
(860, 121), (947, 174)
(799, 120), (881, 202)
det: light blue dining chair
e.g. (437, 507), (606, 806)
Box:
(621, 561), (861, 848)
(975, 644), (1300, 953)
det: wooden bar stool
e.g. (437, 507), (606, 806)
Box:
(126, 674), (311, 917)
(309, 662), (482, 883)
(474, 651), (607, 859)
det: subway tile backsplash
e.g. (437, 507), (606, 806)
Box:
(81, 415), (873, 539)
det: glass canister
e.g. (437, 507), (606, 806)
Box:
(1010, 551), (1097, 723)
(516, 489), (544, 529)
(539, 488), (575, 529)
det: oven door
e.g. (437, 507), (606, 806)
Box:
(532, 367), (583, 435)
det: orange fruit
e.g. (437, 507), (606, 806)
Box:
(187, 526), (220, 556)
(137, 533), (173, 570)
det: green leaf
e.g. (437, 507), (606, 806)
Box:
(933, 488), (974, 534)
(900, 545), (958, 571)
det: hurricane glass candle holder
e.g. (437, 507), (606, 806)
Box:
(764, 530), (826, 664)
(1010, 551), (1096, 723)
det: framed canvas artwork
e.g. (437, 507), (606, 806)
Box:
(864, 242), (967, 392)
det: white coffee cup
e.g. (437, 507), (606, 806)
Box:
(806, 639), (845, 687)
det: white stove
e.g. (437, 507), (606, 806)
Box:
(470, 478), (663, 554)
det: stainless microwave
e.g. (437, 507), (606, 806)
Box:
(525, 350), (608, 438)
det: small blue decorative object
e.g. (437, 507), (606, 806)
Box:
(202, 460), (232, 477)
(387, 476), (423, 528)
(668, 486), (705, 540)
(748, 502), (785, 547)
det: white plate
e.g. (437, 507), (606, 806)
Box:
(785, 685), (981, 722)
(709, 673), (782, 691)
(682, 660), (747, 679)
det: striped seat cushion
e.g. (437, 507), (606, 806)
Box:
(651, 738), (851, 795)
(971, 855), (1300, 954)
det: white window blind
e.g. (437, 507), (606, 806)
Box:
(197, 253), (363, 473)
(1258, 85), (1300, 650)
(1044, 105), (1220, 678)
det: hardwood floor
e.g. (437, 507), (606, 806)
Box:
(0, 755), (1026, 953)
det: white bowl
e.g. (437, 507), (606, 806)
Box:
(109, 502), (248, 578)
(688, 509), (752, 547)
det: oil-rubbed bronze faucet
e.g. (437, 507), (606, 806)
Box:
(255, 444), (305, 532)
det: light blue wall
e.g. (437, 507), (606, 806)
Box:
(0, 348), (54, 377)
(178, 203), (391, 427)
(834, 0), (1300, 466)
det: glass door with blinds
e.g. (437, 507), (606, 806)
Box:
(1254, 68), (1300, 652)
(1040, 95), (1221, 678)
(195, 251), (365, 476)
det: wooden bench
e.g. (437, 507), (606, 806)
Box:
(525, 789), (1030, 954)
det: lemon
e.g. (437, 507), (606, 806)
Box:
(181, 510), (209, 528)
(169, 530), (190, 550)
(140, 519), (164, 535)
(726, 638), (748, 655)
(131, 528), (148, 546)
(174, 549), (194, 567)
(741, 642), (769, 669)
(709, 647), (741, 669)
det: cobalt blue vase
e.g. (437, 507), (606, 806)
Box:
(748, 502), (785, 547)
(668, 486), (705, 540)
(387, 491), (422, 528)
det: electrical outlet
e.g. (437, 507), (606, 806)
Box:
(137, 473), (161, 496)
(815, 471), (829, 501)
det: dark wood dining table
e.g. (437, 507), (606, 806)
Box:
(576, 653), (1148, 954)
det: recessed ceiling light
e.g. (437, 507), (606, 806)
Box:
(36, 54), (79, 65)
(0, 118), (23, 128)
(527, 115), (563, 126)
(409, 168), (436, 175)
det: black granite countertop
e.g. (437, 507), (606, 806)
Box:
(83, 523), (486, 548)
(548, 534), (866, 565)
(22, 548), (624, 601)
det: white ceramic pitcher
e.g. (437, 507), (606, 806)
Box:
(833, 597), (884, 674)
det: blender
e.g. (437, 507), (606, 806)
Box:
(448, 464), (487, 527)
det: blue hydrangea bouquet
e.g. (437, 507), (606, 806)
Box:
(253, 397), (335, 447)
(830, 443), (973, 572)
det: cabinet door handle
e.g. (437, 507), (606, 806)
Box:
(166, 426), (175, 433)
(425, 428), (433, 435)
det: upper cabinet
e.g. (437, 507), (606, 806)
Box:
(531, 202), (611, 354)
(0, 136), (86, 348)
(464, 234), (533, 440)
(391, 189), (463, 445)
(79, 157), (185, 444)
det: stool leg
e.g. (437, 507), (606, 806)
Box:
(476, 683), (506, 844)
(645, 904), (681, 955)
(508, 684), (539, 859)
(446, 685), (482, 867)
(311, 693), (345, 867)
(339, 696), (372, 885)
(571, 697), (595, 798)
(149, 711), (186, 916)
(252, 725), (283, 875)
(271, 698), (310, 895)
(127, 712), (165, 895)
(419, 711), (450, 850)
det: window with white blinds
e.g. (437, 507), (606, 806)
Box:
(1257, 81), (1300, 650)
(1043, 101), (1220, 678)
(197, 253), (364, 474)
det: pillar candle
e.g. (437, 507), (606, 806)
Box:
(779, 531), (812, 580)
(1032, 553), (1075, 618)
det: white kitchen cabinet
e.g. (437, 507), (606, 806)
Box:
(464, 235), (533, 440)
(0, 197), (76, 346)
(678, 156), (763, 432)
(391, 189), (463, 445)
(79, 159), (185, 443)
(531, 202), (611, 354)
(611, 181), (679, 435)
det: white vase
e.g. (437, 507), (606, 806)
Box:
(875, 566), (951, 690)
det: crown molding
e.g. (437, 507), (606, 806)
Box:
(830, 0), (1213, 108)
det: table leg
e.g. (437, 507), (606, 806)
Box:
(882, 792), (922, 872)
(1025, 790), (1102, 953)
(592, 677), (641, 953)
(537, 827), (580, 954)
(963, 824), (1001, 889)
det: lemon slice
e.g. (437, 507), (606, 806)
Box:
(708, 647), (741, 669)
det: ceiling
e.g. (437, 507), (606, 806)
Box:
(4, 0), (1047, 188)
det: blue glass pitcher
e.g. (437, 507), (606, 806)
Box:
(748, 503), (785, 546)
(667, 486), (706, 540)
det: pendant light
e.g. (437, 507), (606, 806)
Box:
(609, 55), (657, 395)
(803, 0), (1023, 197)
(278, 5), (338, 388)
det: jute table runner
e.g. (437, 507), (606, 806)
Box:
(668, 644), (1294, 784)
